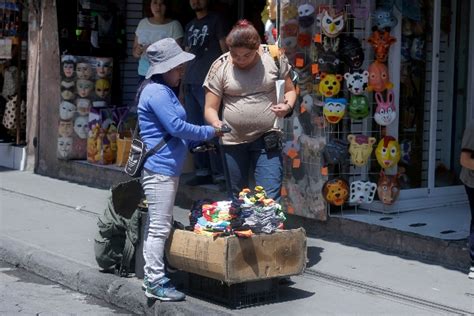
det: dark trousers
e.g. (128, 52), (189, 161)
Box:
(465, 185), (474, 264)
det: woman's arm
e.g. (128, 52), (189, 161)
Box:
(132, 35), (145, 59)
(204, 89), (223, 128)
(460, 151), (474, 171)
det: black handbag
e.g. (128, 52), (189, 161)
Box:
(124, 125), (171, 177)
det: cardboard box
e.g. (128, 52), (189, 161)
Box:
(165, 228), (307, 285)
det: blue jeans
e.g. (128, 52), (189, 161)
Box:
(141, 170), (178, 285)
(223, 136), (283, 200)
(183, 84), (222, 178)
(465, 185), (474, 264)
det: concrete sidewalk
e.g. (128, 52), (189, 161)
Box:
(1, 169), (473, 315)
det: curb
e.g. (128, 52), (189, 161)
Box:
(0, 235), (232, 316)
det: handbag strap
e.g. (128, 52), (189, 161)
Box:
(144, 134), (172, 159)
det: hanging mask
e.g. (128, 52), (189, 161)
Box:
(319, 73), (343, 97)
(347, 134), (376, 167)
(349, 95), (369, 120)
(350, 0), (369, 19)
(297, 33), (312, 48)
(349, 180), (377, 204)
(410, 37), (425, 61)
(374, 90), (396, 126)
(401, 37), (412, 62)
(281, 19), (299, 37)
(283, 4), (299, 20)
(372, 7), (398, 30)
(375, 136), (400, 169)
(298, 4), (315, 28)
(301, 94), (314, 112)
(344, 70), (369, 95)
(367, 29), (396, 63)
(322, 138), (348, 166)
(322, 178), (349, 206)
(377, 171), (400, 205)
(323, 98), (347, 124)
(315, 37), (341, 74)
(321, 9), (345, 38)
(339, 34), (364, 69)
(400, 139), (412, 165)
(368, 61), (393, 92)
(59, 101), (76, 120)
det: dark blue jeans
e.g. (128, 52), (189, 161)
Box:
(465, 185), (474, 264)
(223, 136), (283, 201)
(183, 84), (222, 178)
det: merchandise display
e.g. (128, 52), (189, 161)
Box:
(57, 54), (113, 160)
(278, 0), (411, 217)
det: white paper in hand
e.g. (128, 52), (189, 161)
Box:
(274, 79), (286, 130)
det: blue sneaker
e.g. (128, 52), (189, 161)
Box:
(141, 276), (149, 291)
(145, 277), (185, 301)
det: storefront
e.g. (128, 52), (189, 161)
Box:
(277, 0), (473, 226)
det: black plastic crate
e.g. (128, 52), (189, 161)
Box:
(187, 273), (279, 309)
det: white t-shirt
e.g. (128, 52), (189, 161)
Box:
(135, 18), (184, 76)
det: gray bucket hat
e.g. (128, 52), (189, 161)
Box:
(145, 38), (195, 79)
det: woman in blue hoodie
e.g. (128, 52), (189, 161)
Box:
(137, 38), (220, 301)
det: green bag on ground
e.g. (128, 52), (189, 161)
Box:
(94, 179), (145, 276)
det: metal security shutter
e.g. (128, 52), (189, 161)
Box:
(120, 0), (143, 105)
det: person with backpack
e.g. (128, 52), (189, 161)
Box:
(137, 38), (224, 301)
(203, 20), (296, 201)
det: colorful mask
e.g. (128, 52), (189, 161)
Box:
(344, 70), (369, 95)
(349, 95), (369, 120)
(281, 19), (299, 37)
(298, 4), (315, 28)
(321, 9), (344, 38)
(322, 178), (349, 206)
(377, 171), (400, 205)
(301, 94), (314, 112)
(349, 180), (377, 204)
(368, 29), (396, 63)
(76, 62), (92, 80)
(61, 55), (76, 78)
(319, 73), (343, 97)
(339, 34), (364, 69)
(323, 98), (347, 124)
(374, 90), (396, 126)
(96, 58), (112, 78)
(375, 136), (400, 169)
(322, 138), (348, 166)
(372, 7), (398, 30)
(76, 79), (94, 98)
(95, 79), (111, 99)
(368, 61), (393, 92)
(347, 134), (376, 167)
(315, 37), (341, 74)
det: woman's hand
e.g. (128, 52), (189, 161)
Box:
(271, 102), (293, 118)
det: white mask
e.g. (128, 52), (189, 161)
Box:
(73, 115), (89, 139)
(59, 101), (76, 120)
(57, 137), (73, 158)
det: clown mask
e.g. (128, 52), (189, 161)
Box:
(319, 73), (343, 97)
(320, 9), (344, 38)
(59, 101), (76, 120)
(375, 136), (401, 169)
(322, 178), (349, 206)
(374, 90), (396, 126)
(349, 95), (369, 120)
(347, 134), (376, 167)
(323, 98), (346, 124)
(349, 180), (377, 204)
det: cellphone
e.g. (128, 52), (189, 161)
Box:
(219, 124), (231, 133)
